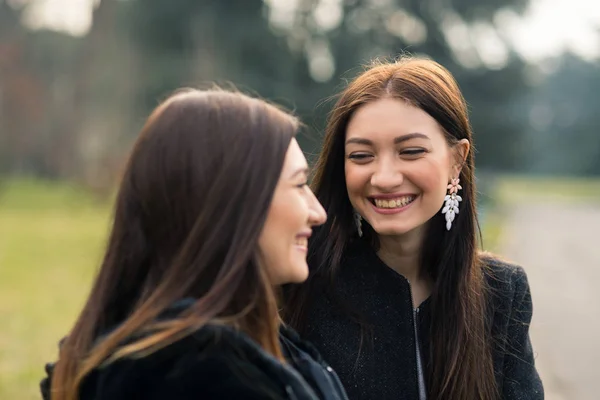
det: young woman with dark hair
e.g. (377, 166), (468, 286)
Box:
(41, 89), (348, 400)
(283, 58), (543, 400)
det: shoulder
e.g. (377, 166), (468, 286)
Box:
(480, 251), (529, 291)
(80, 325), (289, 400)
(280, 324), (325, 363)
(479, 251), (533, 314)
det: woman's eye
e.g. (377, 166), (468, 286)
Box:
(348, 153), (372, 160)
(297, 182), (308, 189)
(401, 148), (426, 156)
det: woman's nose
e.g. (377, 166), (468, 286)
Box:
(370, 160), (403, 190)
(307, 190), (327, 226)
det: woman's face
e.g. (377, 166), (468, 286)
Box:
(258, 139), (327, 285)
(344, 98), (468, 239)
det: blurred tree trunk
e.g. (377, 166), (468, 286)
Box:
(0, 2), (45, 176)
(59, 0), (137, 191)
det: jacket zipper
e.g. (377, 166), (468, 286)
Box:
(408, 280), (427, 400)
(414, 307), (427, 400)
(323, 364), (350, 400)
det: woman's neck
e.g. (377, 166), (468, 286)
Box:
(376, 230), (422, 281)
(376, 228), (432, 307)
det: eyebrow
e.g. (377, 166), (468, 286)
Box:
(289, 167), (309, 179)
(345, 132), (430, 146)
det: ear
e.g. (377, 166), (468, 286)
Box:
(450, 139), (470, 178)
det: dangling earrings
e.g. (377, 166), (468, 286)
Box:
(353, 210), (363, 237)
(442, 177), (462, 231)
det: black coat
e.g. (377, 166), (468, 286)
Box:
(40, 312), (348, 400)
(300, 239), (544, 400)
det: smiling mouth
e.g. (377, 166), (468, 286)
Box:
(295, 237), (308, 247)
(370, 195), (416, 209)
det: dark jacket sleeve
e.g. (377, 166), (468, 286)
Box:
(501, 267), (544, 399)
(40, 362), (54, 400)
(146, 352), (288, 400)
(41, 343), (291, 400)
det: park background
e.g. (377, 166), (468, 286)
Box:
(1, 0), (599, 398)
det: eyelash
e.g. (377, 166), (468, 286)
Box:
(297, 182), (308, 188)
(348, 149), (426, 159)
(348, 153), (371, 160)
(401, 149), (426, 155)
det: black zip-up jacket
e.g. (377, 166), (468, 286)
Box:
(40, 300), (349, 400)
(300, 239), (544, 400)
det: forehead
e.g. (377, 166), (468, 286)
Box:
(282, 138), (307, 173)
(346, 98), (445, 142)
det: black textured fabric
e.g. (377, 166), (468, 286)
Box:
(40, 311), (348, 400)
(301, 239), (544, 400)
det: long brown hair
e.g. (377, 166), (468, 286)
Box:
(284, 57), (497, 399)
(51, 89), (299, 400)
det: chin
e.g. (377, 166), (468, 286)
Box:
(288, 263), (309, 283)
(371, 224), (415, 236)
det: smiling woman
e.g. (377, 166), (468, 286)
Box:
(259, 139), (326, 285)
(40, 89), (345, 400)
(283, 57), (544, 400)
(344, 98), (469, 239)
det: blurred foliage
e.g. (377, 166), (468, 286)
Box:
(1, 0), (600, 190)
(519, 54), (600, 176)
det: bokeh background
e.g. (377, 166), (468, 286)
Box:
(1, 0), (599, 399)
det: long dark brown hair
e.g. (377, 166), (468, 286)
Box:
(51, 89), (299, 400)
(284, 57), (497, 399)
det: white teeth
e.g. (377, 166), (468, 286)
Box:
(295, 237), (308, 247)
(374, 196), (415, 209)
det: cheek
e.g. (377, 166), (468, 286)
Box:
(345, 163), (368, 194)
(263, 194), (308, 248)
(422, 171), (446, 193)
(259, 203), (286, 261)
(410, 161), (449, 197)
(267, 204), (290, 243)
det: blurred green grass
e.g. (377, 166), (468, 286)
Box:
(1, 175), (599, 398)
(0, 179), (110, 400)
